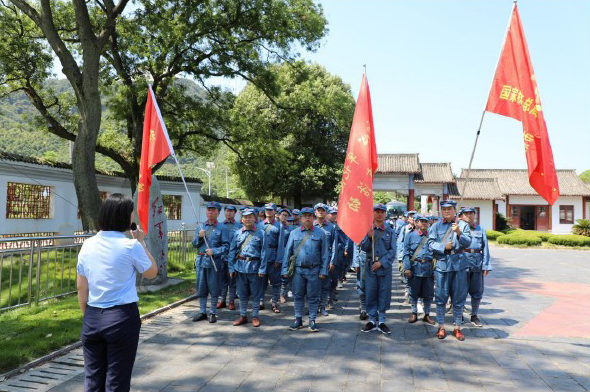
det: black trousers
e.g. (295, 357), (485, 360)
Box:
(81, 303), (141, 392)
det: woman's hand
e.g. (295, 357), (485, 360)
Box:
(131, 226), (146, 244)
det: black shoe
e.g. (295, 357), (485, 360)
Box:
(290, 318), (303, 331)
(471, 315), (483, 327)
(259, 302), (265, 310)
(192, 313), (207, 322)
(378, 323), (391, 334)
(308, 321), (319, 332)
(361, 321), (376, 332)
(359, 311), (368, 320)
(208, 314), (217, 323)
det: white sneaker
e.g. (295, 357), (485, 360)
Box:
(287, 291), (293, 298)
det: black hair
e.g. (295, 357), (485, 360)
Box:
(98, 193), (134, 232)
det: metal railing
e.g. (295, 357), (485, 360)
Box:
(0, 229), (198, 312)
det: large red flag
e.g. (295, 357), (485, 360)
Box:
(337, 74), (378, 244)
(485, 4), (559, 205)
(137, 86), (174, 232)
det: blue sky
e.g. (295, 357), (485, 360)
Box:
(302, 0), (589, 174)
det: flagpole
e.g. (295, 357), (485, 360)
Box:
(458, 2), (515, 210)
(457, 110), (485, 208)
(171, 155), (218, 272)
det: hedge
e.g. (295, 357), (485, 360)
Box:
(486, 230), (505, 240)
(497, 233), (542, 246)
(547, 235), (590, 247)
(520, 230), (554, 242)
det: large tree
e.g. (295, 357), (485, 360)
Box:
(229, 62), (355, 206)
(0, 0), (327, 229)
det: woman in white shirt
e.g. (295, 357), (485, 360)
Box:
(76, 193), (157, 392)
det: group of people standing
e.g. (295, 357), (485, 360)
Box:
(192, 199), (491, 341)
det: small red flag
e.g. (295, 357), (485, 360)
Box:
(137, 86), (174, 232)
(485, 4), (559, 205)
(336, 74), (378, 244)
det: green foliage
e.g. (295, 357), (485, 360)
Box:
(572, 219), (590, 237)
(486, 230), (505, 241)
(547, 234), (590, 247)
(373, 192), (396, 205)
(497, 232), (542, 246)
(229, 62), (355, 203)
(519, 230), (554, 242)
(495, 212), (511, 231)
(580, 170), (590, 183)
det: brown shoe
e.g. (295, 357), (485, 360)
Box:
(252, 317), (260, 327)
(408, 313), (418, 323)
(423, 315), (436, 325)
(216, 301), (226, 309)
(228, 301), (235, 310)
(453, 328), (465, 341)
(436, 327), (446, 339)
(233, 316), (248, 326)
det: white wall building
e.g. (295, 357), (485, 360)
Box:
(0, 152), (202, 236)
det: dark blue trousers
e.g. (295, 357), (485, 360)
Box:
(81, 303), (141, 392)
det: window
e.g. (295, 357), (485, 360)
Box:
(77, 191), (108, 218)
(559, 205), (574, 224)
(163, 195), (182, 220)
(474, 207), (481, 225)
(6, 182), (51, 219)
(511, 206), (519, 217)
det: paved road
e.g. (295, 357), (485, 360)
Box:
(2, 247), (589, 392)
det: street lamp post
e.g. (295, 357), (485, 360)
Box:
(196, 167), (211, 195)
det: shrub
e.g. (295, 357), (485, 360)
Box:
(520, 230), (554, 242)
(548, 235), (590, 247)
(497, 232), (542, 246)
(486, 230), (505, 241)
(572, 219), (590, 237)
(495, 212), (511, 231)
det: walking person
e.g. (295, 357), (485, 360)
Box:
(76, 194), (158, 392)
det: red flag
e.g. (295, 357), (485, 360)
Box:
(137, 86), (174, 232)
(336, 74), (378, 244)
(485, 4), (559, 205)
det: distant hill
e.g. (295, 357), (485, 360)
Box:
(0, 78), (214, 175)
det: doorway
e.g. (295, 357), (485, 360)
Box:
(519, 206), (536, 230)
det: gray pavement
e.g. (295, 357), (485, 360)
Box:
(2, 247), (589, 392)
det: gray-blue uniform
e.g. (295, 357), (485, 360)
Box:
(359, 205), (396, 325)
(396, 212), (416, 294)
(280, 218), (294, 298)
(314, 211), (337, 310)
(403, 215), (435, 316)
(281, 209), (330, 323)
(259, 203), (285, 305)
(219, 205), (243, 305)
(193, 202), (230, 315)
(461, 208), (492, 317)
(227, 209), (267, 319)
(427, 200), (472, 326)
(351, 243), (366, 313)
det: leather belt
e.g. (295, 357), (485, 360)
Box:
(198, 253), (207, 256)
(268, 246), (278, 249)
(238, 256), (260, 261)
(444, 250), (464, 255)
(414, 259), (433, 263)
(464, 249), (483, 254)
(298, 264), (320, 269)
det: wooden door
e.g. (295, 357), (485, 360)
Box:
(536, 205), (549, 231)
(510, 205), (520, 228)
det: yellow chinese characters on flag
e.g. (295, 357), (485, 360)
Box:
(336, 74), (378, 244)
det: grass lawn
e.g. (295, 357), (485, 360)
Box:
(489, 240), (590, 251)
(0, 270), (195, 374)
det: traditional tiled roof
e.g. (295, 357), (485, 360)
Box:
(460, 169), (590, 197)
(415, 163), (454, 183)
(376, 154), (421, 174)
(449, 178), (504, 200)
(0, 151), (201, 183)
